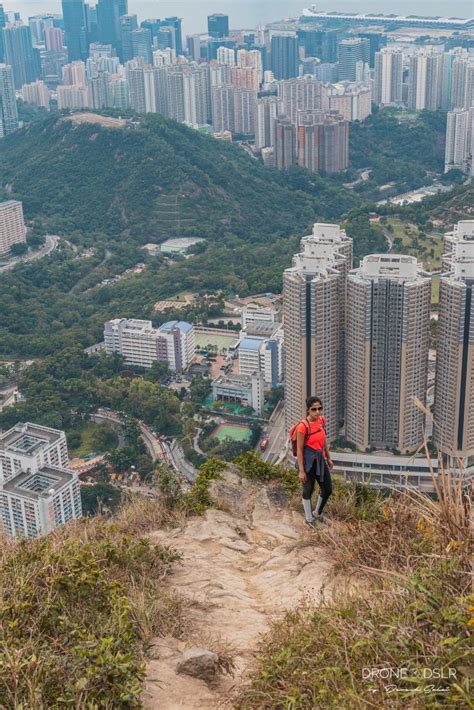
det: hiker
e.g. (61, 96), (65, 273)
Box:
(293, 396), (333, 528)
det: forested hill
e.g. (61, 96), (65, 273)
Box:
(0, 113), (360, 244)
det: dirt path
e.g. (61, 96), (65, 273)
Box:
(144, 471), (331, 709)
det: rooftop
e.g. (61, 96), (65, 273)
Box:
(0, 422), (64, 454)
(159, 320), (194, 334)
(2, 466), (76, 500)
(239, 336), (266, 351)
(354, 254), (429, 281)
(0, 199), (23, 210)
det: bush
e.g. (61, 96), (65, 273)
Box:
(185, 458), (227, 515)
(234, 450), (299, 494)
(236, 459), (471, 709)
(0, 519), (180, 707)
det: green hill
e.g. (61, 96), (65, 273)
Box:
(0, 113), (386, 358)
(0, 113), (359, 244)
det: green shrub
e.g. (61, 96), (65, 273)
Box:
(185, 457), (227, 515)
(0, 519), (180, 707)
(234, 450), (299, 494)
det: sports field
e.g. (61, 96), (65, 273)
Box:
(212, 423), (252, 442)
(195, 332), (237, 351)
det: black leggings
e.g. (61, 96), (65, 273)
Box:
(302, 460), (333, 514)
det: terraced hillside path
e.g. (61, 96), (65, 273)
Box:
(144, 467), (332, 709)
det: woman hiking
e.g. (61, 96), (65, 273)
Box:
(295, 396), (334, 528)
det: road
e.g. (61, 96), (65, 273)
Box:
(261, 400), (287, 464)
(164, 440), (198, 483)
(0, 235), (59, 272)
(381, 228), (393, 253)
(93, 409), (197, 482)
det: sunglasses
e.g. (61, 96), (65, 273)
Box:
(309, 406), (323, 412)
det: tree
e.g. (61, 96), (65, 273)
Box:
(91, 423), (119, 452)
(10, 243), (28, 256)
(80, 482), (122, 516)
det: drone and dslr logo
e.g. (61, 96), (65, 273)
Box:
(362, 667), (457, 695)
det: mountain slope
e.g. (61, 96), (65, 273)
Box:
(0, 113), (360, 244)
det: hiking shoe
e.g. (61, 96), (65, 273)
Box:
(305, 517), (318, 530)
(316, 514), (328, 525)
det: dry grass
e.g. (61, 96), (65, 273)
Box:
(0, 495), (186, 708)
(236, 457), (472, 709)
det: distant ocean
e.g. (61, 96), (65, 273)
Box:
(5, 0), (473, 36)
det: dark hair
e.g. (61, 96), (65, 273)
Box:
(306, 396), (323, 414)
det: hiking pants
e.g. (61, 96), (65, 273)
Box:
(302, 459), (333, 514)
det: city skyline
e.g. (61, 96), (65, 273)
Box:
(4, 0), (473, 38)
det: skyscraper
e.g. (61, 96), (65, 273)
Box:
(337, 38), (370, 82)
(21, 79), (50, 108)
(255, 96), (281, 150)
(61, 0), (88, 61)
(271, 34), (299, 80)
(277, 76), (330, 124)
(444, 108), (473, 174)
(0, 63), (19, 136)
(207, 14), (229, 39)
(283, 223), (353, 437)
(434, 221), (474, 458)
(297, 28), (339, 63)
(297, 110), (349, 174)
(0, 200), (26, 255)
(216, 46), (235, 66)
(3, 23), (41, 89)
(407, 50), (443, 111)
(119, 14), (137, 62)
(131, 27), (152, 64)
(358, 32), (387, 67)
(0, 4), (5, 62)
(451, 54), (474, 109)
(274, 115), (296, 170)
(162, 17), (182, 57)
(373, 48), (403, 106)
(97, 0), (121, 50)
(44, 26), (64, 52)
(346, 255), (431, 453)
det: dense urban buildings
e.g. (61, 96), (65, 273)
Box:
(346, 255), (431, 453)
(104, 318), (196, 371)
(0, 422), (82, 538)
(0, 199), (26, 256)
(434, 221), (474, 459)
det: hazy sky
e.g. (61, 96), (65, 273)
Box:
(5, 0), (473, 36)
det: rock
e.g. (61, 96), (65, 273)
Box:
(176, 648), (219, 682)
(208, 466), (255, 517)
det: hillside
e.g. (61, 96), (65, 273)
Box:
(0, 113), (385, 359)
(0, 456), (470, 708)
(0, 113), (359, 244)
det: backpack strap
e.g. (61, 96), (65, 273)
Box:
(301, 418), (310, 444)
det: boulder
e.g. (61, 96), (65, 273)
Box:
(176, 647), (219, 682)
(208, 466), (255, 517)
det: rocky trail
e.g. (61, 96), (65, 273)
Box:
(144, 467), (332, 709)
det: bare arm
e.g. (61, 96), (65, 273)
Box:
(296, 430), (307, 481)
(324, 442), (334, 469)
